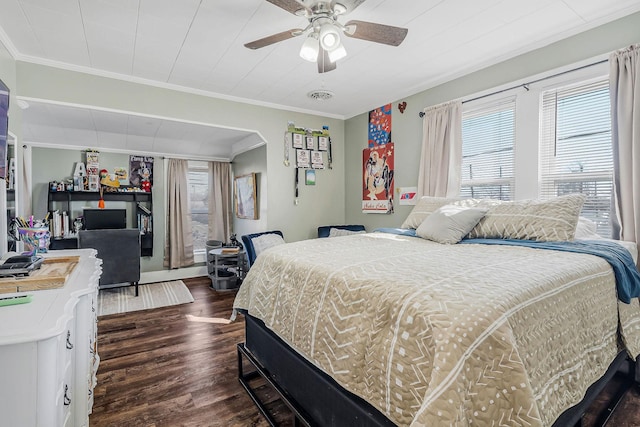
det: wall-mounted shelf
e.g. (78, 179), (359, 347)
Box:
(48, 190), (151, 208)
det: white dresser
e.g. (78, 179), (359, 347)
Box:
(0, 249), (101, 427)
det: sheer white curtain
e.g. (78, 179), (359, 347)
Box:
(610, 44), (640, 247)
(417, 100), (463, 197)
(164, 159), (194, 269)
(208, 161), (232, 243)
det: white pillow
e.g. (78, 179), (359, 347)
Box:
(574, 216), (599, 239)
(328, 228), (366, 237)
(252, 233), (285, 258)
(416, 204), (488, 244)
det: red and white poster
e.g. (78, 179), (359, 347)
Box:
(362, 142), (394, 214)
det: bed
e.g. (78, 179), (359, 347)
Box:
(233, 197), (640, 426)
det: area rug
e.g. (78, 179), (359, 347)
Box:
(97, 280), (194, 316)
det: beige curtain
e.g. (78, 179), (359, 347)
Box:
(417, 100), (463, 197)
(164, 159), (194, 269)
(611, 44), (640, 246)
(208, 161), (232, 243)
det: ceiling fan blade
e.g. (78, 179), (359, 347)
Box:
(244, 29), (303, 50)
(317, 47), (337, 73)
(343, 20), (408, 46)
(267, 0), (307, 15)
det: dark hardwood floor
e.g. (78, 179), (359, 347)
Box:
(90, 277), (640, 427)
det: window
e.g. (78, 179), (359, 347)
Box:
(460, 99), (515, 200)
(187, 161), (209, 253)
(540, 80), (613, 237)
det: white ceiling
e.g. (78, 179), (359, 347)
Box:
(1, 0), (639, 158)
(18, 101), (265, 160)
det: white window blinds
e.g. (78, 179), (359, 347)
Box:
(460, 98), (515, 200)
(540, 80), (613, 237)
(187, 161), (209, 253)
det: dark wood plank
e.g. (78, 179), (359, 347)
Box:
(90, 277), (294, 427)
(90, 276), (639, 427)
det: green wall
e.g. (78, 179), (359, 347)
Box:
(345, 11), (640, 230)
(4, 10), (640, 270)
(232, 145), (268, 239)
(13, 61), (346, 248)
(31, 147), (164, 272)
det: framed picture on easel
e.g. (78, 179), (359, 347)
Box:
(234, 173), (258, 219)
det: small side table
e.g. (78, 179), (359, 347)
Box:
(208, 247), (246, 291)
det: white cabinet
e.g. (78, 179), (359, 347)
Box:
(0, 249), (101, 427)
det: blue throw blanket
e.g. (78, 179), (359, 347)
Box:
(373, 227), (418, 237)
(461, 238), (640, 304)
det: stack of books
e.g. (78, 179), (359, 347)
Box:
(221, 247), (240, 254)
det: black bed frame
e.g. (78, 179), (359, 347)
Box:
(238, 313), (639, 426)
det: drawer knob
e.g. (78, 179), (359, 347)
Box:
(66, 330), (74, 350)
(64, 384), (72, 406)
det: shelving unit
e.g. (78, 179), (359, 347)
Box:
(136, 203), (153, 257)
(48, 189), (152, 209)
(6, 190), (16, 251)
(47, 189), (153, 256)
(207, 248), (245, 291)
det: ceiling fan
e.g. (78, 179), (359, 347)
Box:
(245, 0), (408, 73)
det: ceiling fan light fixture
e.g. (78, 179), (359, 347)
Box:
(333, 3), (347, 15)
(328, 42), (347, 63)
(299, 34), (319, 62)
(319, 23), (340, 51)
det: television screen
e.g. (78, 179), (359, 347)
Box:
(0, 78), (9, 179)
(83, 209), (127, 230)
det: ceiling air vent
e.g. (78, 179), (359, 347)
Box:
(307, 90), (334, 101)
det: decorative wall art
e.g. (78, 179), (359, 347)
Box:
(129, 155), (154, 188)
(284, 122), (332, 204)
(399, 186), (418, 205)
(311, 151), (324, 169)
(362, 142), (395, 214)
(235, 173), (258, 219)
(296, 149), (310, 168)
(318, 136), (329, 151)
(305, 170), (316, 186)
(305, 136), (315, 150)
(292, 133), (304, 149)
(368, 104), (392, 147)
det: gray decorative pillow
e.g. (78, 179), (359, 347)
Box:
(416, 204), (488, 244)
(401, 196), (460, 229)
(328, 228), (366, 237)
(466, 194), (586, 242)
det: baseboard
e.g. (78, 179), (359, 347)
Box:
(140, 265), (208, 284)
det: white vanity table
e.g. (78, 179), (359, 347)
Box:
(0, 249), (101, 427)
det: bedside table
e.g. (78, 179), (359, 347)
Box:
(207, 247), (246, 291)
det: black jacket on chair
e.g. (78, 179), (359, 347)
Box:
(78, 228), (141, 296)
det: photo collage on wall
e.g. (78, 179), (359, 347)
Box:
(285, 123), (331, 190)
(363, 104), (395, 214)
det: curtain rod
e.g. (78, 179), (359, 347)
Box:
(418, 58), (609, 118)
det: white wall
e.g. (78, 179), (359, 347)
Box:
(344, 11), (640, 230)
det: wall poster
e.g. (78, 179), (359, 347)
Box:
(362, 142), (394, 214)
(368, 103), (392, 147)
(129, 155), (154, 188)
